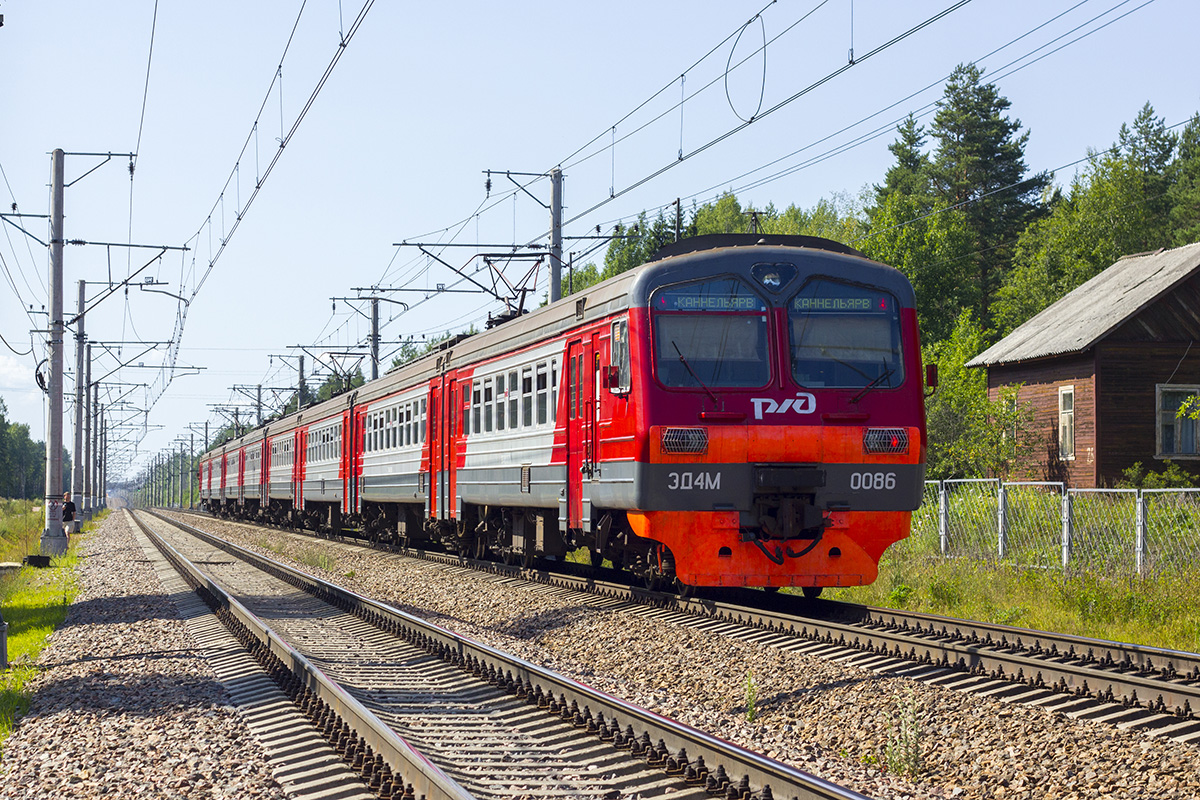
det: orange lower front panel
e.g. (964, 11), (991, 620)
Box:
(627, 509), (911, 588)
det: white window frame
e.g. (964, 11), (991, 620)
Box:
(1058, 385), (1075, 461)
(1156, 383), (1200, 459)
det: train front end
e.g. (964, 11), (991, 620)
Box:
(624, 235), (927, 591)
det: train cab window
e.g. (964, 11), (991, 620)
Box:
(788, 278), (904, 389)
(651, 278), (770, 388)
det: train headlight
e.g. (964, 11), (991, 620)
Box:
(661, 427), (709, 454)
(863, 427), (909, 454)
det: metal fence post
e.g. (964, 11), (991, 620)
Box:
(1061, 490), (1073, 570)
(997, 481), (1008, 560)
(1135, 490), (1147, 578)
(938, 481), (949, 556)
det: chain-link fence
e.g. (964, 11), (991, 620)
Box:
(910, 481), (1200, 577)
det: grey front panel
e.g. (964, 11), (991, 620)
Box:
(602, 461), (925, 512)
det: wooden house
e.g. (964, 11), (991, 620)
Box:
(967, 241), (1200, 487)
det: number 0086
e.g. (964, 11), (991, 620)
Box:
(850, 471), (896, 491)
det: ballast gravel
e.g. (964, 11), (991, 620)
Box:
(0, 512), (285, 800)
(185, 515), (1200, 800)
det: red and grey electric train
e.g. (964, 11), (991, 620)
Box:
(198, 234), (930, 595)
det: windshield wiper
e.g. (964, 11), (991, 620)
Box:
(672, 341), (719, 405)
(850, 364), (896, 404)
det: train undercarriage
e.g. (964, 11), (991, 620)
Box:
(200, 496), (701, 593)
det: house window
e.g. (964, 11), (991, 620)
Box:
(1058, 386), (1075, 460)
(1157, 384), (1200, 457)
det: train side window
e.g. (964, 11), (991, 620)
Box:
(507, 371), (519, 428)
(611, 319), (631, 392)
(461, 381), (471, 436)
(483, 378), (494, 433)
(551, 359), (559, 423)
(522, 367), (534, 427)
(495, 374), (506, 431)
(536, 362), (549, 425)
(567, 357), (576, 420)
(420, 398), (427, 443)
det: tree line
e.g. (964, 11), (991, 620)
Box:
(0, 396), (72, 500)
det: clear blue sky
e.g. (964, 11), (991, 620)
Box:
(1, 0), (1197, 481)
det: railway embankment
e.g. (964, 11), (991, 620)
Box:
(0, 512), (284, 799)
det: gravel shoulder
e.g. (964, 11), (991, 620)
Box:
(0, 512), (286, 800)
(192, 514), (1199, 800)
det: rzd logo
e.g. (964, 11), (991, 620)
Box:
(752, 393), (816, 420)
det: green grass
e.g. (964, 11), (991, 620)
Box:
(825, 542), (1200, 652)
(1, 503), (91, 752)
(0, 500), (43, 565)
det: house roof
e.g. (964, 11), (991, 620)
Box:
(967, 241), (1200, 367)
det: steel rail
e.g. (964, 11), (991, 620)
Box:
(148, 510), (870, 800)
(175, 509), (1200, 722)
(130, 510), (476, 800)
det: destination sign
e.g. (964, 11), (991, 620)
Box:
(655, 278), (767, 312)
(791, 289), (891, 313)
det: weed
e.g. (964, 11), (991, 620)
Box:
(296, 549), (335, 572)
(887, 584), (916, 607)
(344, 570), (356, 579)
(744, 671), (758, 723)
(884, 689), (923, 777)
(928, 576), (961, 608)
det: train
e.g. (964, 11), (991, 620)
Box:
(197, 233), (932, 596)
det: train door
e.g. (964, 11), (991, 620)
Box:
(450, 376), (470, 521)
(261, 436), (270, 500)
(344, 405), (363, 516)
(238, 447), (247, 504)
(429, 377), (445, 519)
(566, 337), (596, 530)
(293, 428), (305, 511)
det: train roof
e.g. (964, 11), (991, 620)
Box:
(204, 235), (908, 455)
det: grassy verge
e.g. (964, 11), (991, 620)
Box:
(0, 504), (94, 752)
(824, 542), (1200, 653)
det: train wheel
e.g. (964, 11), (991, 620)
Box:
(590, 549), (604, 568)
(674, 578), (694, 599)
(802, 586), (823, 600)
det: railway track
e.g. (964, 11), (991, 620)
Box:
(171, 508), (1200, 745)
(132, 509), (872, 800)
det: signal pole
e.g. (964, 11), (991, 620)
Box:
(549, 168), (563, 304)
(41, 149), (68, 555)
(72, 280), (86, 512)
(84, 343), (92, 518)
(370, 298), (380, 380)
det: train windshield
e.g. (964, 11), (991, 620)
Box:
(788, 278), (904, 389)
(652, 278), (770, 388)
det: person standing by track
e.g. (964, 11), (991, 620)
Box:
(62, 491), (77, 535)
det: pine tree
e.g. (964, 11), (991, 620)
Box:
(875, 114), (931, 203)
(928, 63), (1048, 331)
(1170, 114), (1200, 246)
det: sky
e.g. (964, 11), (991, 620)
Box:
(1, 0), (1198, 484)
